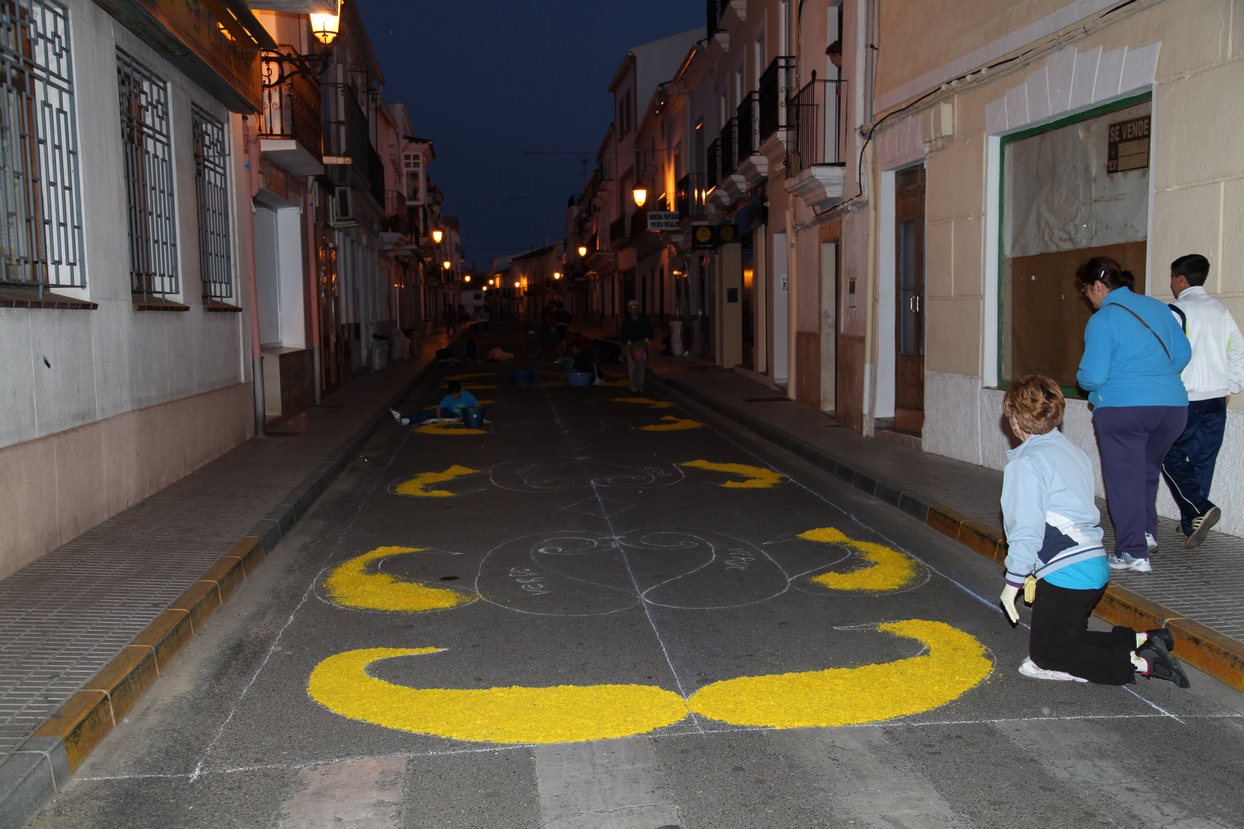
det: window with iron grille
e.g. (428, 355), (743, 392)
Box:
(192, 105), (231, 301)
(117, 49), (178, 298)
(0, 0), (85, 290)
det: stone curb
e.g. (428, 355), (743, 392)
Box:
(653, 372), (1244, 692)
(0, 358), (443, 829)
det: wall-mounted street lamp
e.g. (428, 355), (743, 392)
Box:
(431, 228), (443, 244)
(260, 1), (341, 89)
(632, 164), (662, 208)
(553, 272), (561, 280)
(577, 245), (588, 257)
(443, 260), (452, 271)
(464, 275), (471, 283)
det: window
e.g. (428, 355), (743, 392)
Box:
(192, 105), (230, 302)
(0, 0), (84, 289)
(117, 49), (178, 299)
(999, 95), (1151, 390)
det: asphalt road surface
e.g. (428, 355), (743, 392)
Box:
(30, 363), (1244, 829)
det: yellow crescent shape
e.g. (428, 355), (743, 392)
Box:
(688, 620), (990, 727)
(323, 547), (470, 612)
(415, 421), (487, 436)
(641, 415), (703, 432)
(614, 396), (674, 409)
(307, 648), (690, 743)
(598, 377), (630, 387)
(799, 527), (919, 592)
(394, 465), (482, 497)
(680, 460), (784, 489)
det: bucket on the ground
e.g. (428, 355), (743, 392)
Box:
(512, 368), (535, 387)
(462, 406), (486, 428)
(567, 371), (593, 386)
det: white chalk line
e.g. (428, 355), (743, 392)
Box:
(80, 708), (1240, 784)
(188, 430), (409, 783)
(652, 385), (1205, 720)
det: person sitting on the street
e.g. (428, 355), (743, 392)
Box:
(464, 338), (482, 364)
(391, 380), (479, 426)
(570, 341), (603, 384)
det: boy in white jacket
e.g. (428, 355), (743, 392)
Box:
(1163, 254), (1244, 547)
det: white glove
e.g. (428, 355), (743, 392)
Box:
(1000, 584), (1020, 624)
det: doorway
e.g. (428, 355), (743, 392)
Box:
(894, 166), (925, 434)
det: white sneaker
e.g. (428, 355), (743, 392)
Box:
(1145, 533), (1158, 553)
(1107, 553), (1153, 573)
(390, 408), (403, 425)
(1018, 657), (1088, 683)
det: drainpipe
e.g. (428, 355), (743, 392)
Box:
(241, 114), (265, 437)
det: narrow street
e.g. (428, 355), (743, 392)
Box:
(29, 356), (1244, 829)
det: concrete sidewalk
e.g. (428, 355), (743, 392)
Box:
(0, 325), (458, 829)
(646, 353), (1244, 693)
(2, 319), (1242, 828)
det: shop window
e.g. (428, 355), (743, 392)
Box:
(999, 94), (1151, 391)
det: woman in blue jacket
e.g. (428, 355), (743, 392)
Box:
(1076, 257), (1190, 573)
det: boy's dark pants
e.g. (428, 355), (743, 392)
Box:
(1162, 396), (1227, 534)
(1030, 580), (1136, 685)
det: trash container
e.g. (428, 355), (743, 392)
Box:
(461, 406), (486, 428)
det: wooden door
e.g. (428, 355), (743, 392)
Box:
(895, 166), (925, 434)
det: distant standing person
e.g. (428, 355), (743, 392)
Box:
(620, 299), (654, 394)
(1162, 254), (1244, 547)
(1076, 256), (1190, 573)
(444, 302), (457, 335)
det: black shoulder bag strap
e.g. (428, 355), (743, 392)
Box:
(1112, 303), (1170, 358)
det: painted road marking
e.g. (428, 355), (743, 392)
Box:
(614, 396), (674, 409)
(415, 421), (487, 436)
(307, 648), (689, 743)
(323, 547), (472, 612)
(276, 755), (406, 829)
(800, 527), (921, 592)
(686, 620), (991, 728)
(641, 415), (702, 432)
(393, 465), (481, 497)
(680, 459), (784, 488)
(307, 621), (991, 741)
(535, 739), (680, 829)
(767, 727), (964, 826)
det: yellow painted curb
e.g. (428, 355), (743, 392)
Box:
(129, 609), (194, 672)
(33, 536), (268, 771)
(35, 690), (111, 771)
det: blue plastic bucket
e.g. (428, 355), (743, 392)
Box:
(567, 371), (593, 386)
(462, 406), (485, 428)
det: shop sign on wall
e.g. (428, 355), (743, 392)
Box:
(1107, 115), (1150, 174)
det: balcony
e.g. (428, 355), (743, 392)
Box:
(322, 82), (377, 200)
(719, 117), (737, 177)
(705, 139), (720, 191)
(676, 173), (708, 219)
(609, 214), (631, 249)
(735, 92), (768, 186)
(758, 56), (796, 143)
(259, 47), (324, 176)
(784, 75), (849, 211)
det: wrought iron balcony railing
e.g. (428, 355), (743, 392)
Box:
(719, 117), (737, 177)
(787, 75), (850, 177)
(759, 56), (796, 142)
(260, 46), (323, 156)
(676, 173), (709, 218)
(736, 92), (758, 159)
(705, 139), (720, 190)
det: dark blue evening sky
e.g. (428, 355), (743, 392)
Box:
(351, 1), (704, 267)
